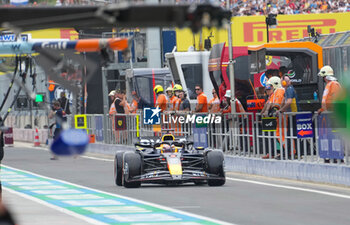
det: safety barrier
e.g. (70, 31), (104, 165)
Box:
(253, 112), (316, 161)
(208, 112), (255, 156)
(83, 113), (193, 145)
(5, 111), (350, 166)
(2, 112), (49, 129)
(84, 114), (140, 146)
(12, 128), (49, 144)
(211, 111), (350, 165)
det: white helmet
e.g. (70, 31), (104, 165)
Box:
(166, 86), (173, 92)
(108, 90), (116, 96)
(267, 76), (282, 89)
(318, 65), (334, 77)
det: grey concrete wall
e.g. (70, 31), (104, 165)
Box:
(225, 156), (350, 186)
(87, 143), (134, 155)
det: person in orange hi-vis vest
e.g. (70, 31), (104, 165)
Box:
(317, 65), (342, 113)
(209, 89), (221, 113)
(125, 101), (131, 114)
(130, 91), (139, 114)
(165, 86), (178, 112)
(174, 97), (182, 111)
(164, 86), (176, 131)
(154, 85), (167, 112)
(260, 84), (274, 116)
(172, 84), (184, 135)
(172, 84), (183, 111)
(262, 76), (285, 159)
(153, 85), (167, 135)
(220, 90), (245, 152)
(194, 85), (208, 113)
(262, 76), (285, 117)
(220, 90), (245, 114)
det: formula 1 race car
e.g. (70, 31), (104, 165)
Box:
(113, 134), (225, 188)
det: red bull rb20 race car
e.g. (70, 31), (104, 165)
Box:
(114, 134), (225, 188)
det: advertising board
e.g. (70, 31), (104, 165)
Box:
(176, 13), (350, 50)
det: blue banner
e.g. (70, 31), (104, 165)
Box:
(95, 116), (104, 142)
(10, 0), (28, 5)
(193, 127), (208, 148)
(318, 114), (344, 159)
(0, 34), (28, 42)
(296, 113), (313, 138)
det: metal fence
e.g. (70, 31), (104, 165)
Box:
(212, 111), (350, 165)
(5, 111), (350, 166)
(82, 112), (194, 146)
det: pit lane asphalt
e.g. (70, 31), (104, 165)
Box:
(3, 145), (350, 225)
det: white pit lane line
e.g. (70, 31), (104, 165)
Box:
(2, 165), (234, 225)
(3, 188), (107, 225)
(225, 177), (350, 200)
(81, 155), (114, 161)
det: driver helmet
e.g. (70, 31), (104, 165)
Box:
(162, 143), (172, 153)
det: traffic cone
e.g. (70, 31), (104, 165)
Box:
(34, 128), (40, 147)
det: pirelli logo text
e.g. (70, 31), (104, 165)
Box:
(243, 19), (336, 43)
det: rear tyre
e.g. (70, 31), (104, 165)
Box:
(206, 150), (225, 186)
(114, 152), (124, 186)
(123, 153), (142, 188)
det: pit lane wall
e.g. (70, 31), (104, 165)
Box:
(4, 112), (350, 187)
(225, 156), (350, 186)
(176, 12), (350, 50)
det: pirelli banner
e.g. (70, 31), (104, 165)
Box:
(176, 12), (350, 51)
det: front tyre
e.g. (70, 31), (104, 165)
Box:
(123, 153), (142, 188)
(114, 152), (124, 186)
(206, 150), (225, 186)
